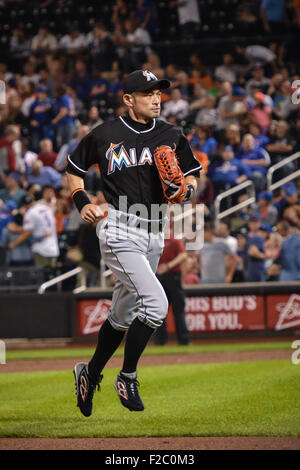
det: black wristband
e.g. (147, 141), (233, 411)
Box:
(183, 184), (195, 202)
(72, 189), (91, 213)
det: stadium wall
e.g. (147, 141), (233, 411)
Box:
(1, 282), (300, 339)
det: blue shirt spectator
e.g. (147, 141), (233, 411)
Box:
(88, 72), (109, 101)
(236, 134), (270, 176)
(245, 233), (266, 282)
(25, 160), (62, 189)
(0, 203), (14, 239)
(53, 92), (76, 127)
(261, 0), (285, 23)
(276, 221), (300, 281)
(29, 86), (54, 130)
(1, 214), (33, 266)
(207, 145), (251, 189)
(0, 173), (27, 208)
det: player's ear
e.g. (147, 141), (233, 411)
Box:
(123, 93), (134, 108)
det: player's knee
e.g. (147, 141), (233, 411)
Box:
(137, 290), (168, 329)
(153, 290), (169, 323)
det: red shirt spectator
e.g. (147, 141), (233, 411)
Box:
(158, 236), (186, 273)
(38, 138), (58, 168)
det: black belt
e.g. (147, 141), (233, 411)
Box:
(119, 214), (164, 233)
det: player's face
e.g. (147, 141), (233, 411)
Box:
(125, 87), (162, 122)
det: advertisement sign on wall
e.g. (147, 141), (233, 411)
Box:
(77, 299), (111, 336)
(166, 295), (265, 333)
(266, 293), (300, 331)
(77, 295), (266, 336)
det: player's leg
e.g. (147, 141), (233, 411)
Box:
(87, 280), (138, 384)
(104, 235), (168, 411)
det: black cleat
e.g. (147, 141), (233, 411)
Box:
(114, 372), (145, 412)
(73, 362), (103, 417)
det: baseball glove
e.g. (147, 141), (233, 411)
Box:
(153, 145), (188, 203)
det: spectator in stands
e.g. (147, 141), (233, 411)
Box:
(0, 200), (15, 240)
(40, 185), (57, 211)
(68, 59), (91, 102)
(9, 26), (31, 60)
(264, 230), (283, 280)
(88, 69), (110, 104)
(244, 213), (267, 282)
(219, 124), (241, 153)
(52, 84), (76, 149)
(272, 80), (298, 120)
(245, 66), (271, 95)
(266, 120), (296, 162)
(216, 221), (238, 254)
(253, 190), (278, 226)
(38, 138), (57, 168)
(1, 211), (33, 267)
(188, 126), (218, 157)
(55, 124), (90, 172)
(0, 125), (21, 173)
(195, 94), (217, 127)
(58, 27), (87, 53)
(233, 230), (248, 282)
(269, 220), (300, 281)
(214, 53), (237, 85)
(20, 83), (37, 119)
(0, 172), (27, 208)
(235, 133), (270, 192)
(216, 86), (248, 135)
(135, 0), (159, 36)
(198, 221), (238, 284)
(188, 82), (209, 117)
(122, 17), (153, 69)
(249, 121), (270, 149)
(238, 43), (276, 70)
(25, 160), (62, 190)
(29, 85), (54, 152)
(111, 0), (130, 27)
(195, 175), (213, 213)
(250, 92), (272, 134)
(169, 0), (201, 40)
(260, 0), (286, 34)
(182, 253), (200, 285)
(274, 182), (299, 217)
(207, 145), (251, 193)
(85, 106), (103, 131)
(161, 87), (189, 121)
(88, 22), (118, 72)
(31, 25), (58, 51)
(154, 217), (190, 345)
(8, 194), (59, 269)
(20, 61), (40, 89)
(3, 94), (28, 135)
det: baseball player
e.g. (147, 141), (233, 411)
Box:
(67, 70), (201, 416)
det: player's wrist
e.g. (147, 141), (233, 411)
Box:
(72, 188), (91, 213)
(184, 184), (195, 202)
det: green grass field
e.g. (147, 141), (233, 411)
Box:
(0, 340), (299, 438)
(4, 340), (293, 361)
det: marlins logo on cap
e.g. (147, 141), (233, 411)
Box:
(123, 70), (170, 94)
(142, 70), (157, 81)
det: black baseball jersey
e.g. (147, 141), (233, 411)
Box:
(66, 114), (201, 213)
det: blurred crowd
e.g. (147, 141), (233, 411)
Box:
(0, 0), (300, 287)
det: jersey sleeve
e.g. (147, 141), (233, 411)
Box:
(176, 132), (202, 178)
(66, 132), (98, 177)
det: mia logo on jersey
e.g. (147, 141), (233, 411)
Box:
(106, 142), (153, 174)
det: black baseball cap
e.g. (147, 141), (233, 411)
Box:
(123, 70), (170, 94)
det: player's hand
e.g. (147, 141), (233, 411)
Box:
(156, 263), (169, 275)
(80, 203), (103, 224)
